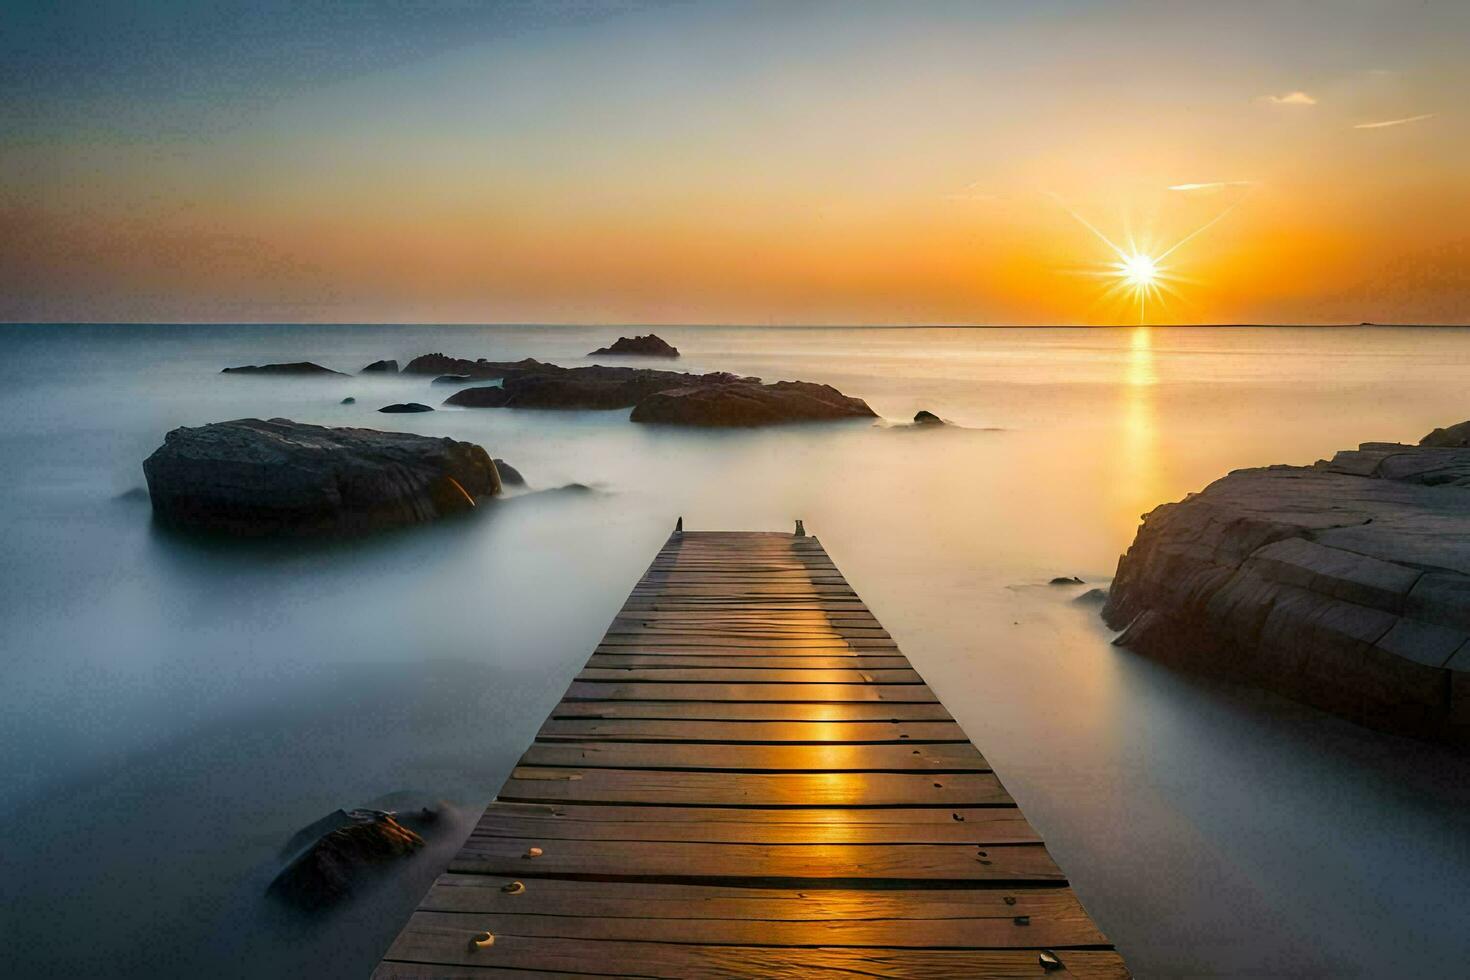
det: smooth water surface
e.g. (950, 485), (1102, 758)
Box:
(1, 324), (1468, 977)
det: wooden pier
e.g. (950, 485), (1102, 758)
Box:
(375, 527), (1127, 978)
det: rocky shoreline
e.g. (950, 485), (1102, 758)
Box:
(1104, 426), (1470, 744)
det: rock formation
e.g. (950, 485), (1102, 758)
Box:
(269, 809), (424, 909)
(1104, 432), (1470, 743)
(378, 403), (433, 413)
(589, 334), (680, 357)
(629, 381), (877, 427)
(914, 410), (944, 425)
(492, 458), (526, 486)
(221, 362), (344, 376)
(361, 359), (399, 373)
(142, 418), (499, 535)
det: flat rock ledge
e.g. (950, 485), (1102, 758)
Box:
(1104, 437), (1470, 744)
(142, 418), (500, 536)
(630, 381), (877, 427)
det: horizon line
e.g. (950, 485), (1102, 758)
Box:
(4, 320), (1469, 330)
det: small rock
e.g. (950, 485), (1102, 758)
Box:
(341, 396), (356, 404)
(1073, 587), (1109, 604)
(493, 459), (526, 486)
(269, 809), (424, 909)
(1049, 576), (1084, 585)
(361, 359), (399, 374)
(378, 402), (434, 413)
(913, 410), (944, 425)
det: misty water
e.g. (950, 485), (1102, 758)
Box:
(1, 323), (1468, 977)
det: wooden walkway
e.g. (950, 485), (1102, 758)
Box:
(375, 528), (1126, 978)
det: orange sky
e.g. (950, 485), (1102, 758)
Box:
(3, 1), (1467, 324)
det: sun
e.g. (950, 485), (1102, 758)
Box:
(1120, 253), (1159, 288)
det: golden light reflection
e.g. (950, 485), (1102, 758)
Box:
(1118, 326), (1164, 531)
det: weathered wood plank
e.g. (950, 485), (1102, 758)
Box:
(535, 718), (966, 742)
(575, 667), (923, 684)
(470, 810), (1040, 844)
(550, 700), (954, 721)
(562, 682), (938, 702)
(377, 932), (1129, 979)
(418, 874), (1078, 921)
(498, 767), (1012, 807)
(517, 741), (988, 772)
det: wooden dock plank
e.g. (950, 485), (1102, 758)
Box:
(375, 529), (1124, 978)
(516, 740), (989, 771)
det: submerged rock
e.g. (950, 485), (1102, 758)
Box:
(361, 359), (399, 374)
(378, 402), (434, 413)
(492, 458), (526, 486)
(1074, 588), (1109, 605)
(221, 362), (344, 376)
(1104, 436), (1470, 743)
(630, 381), (877, 427)
(142, 418), (499, 536)
(269, 809), (424, 910)
(402, 354), (553, 379)
(914, 410), (944, 425)
(589, 333), (680, 357)
(1049, 576), (1084, 585)
(340, 396), (356, 404)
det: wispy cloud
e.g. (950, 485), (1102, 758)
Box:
(1261, 90), (1317, 106)
(1353, 112), (1435, 130)
(945, 182), (1001, 203)
(1168, 180), (1257, 193)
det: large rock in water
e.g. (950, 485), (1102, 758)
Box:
(589, 333), (679, 357)
(630, 381), (877, 427)
(142, 418), (500, 535)
(1104, 435), (1470, 743)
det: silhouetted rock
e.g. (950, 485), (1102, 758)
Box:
(1105, 438), (1470, 743)
(361, 359), (398, 374)
(221, 362), (344, 376)
(1420, 420), (1470, 448)
(142, 418), (499, 536)
(1074, 588), (1109, 604)
(269, 809), (423, 910)
(914, 410), (944, 425)
(444, 366), (749, 410)
(630, 381), (877, 427)
(589, 334), (680, 357)
(1050, 576), (1084, 585)
(378, 403), (434, 413)
(493, 458), (525, 486)
(402, 354), (554, 379)
(341, 397), (356, 404)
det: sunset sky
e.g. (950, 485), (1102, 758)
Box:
(3, 0), (1467, 325)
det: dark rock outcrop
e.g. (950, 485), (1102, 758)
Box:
(378, 403), (434, 413)
(1420, 420), (1470, 448)
(402, 354), (554, 379)
(361, 359), (399, 374)
(1074, 588), (1109, 605)
(444, 366), (749, 411)
(630, 381), (877, 427)
(221, 362), (344, 376)
(492, 458), (525, 486)
(1104, 437), (1470, 743)
(142, 418), (499, 536)
(589, 334), (680, 357)
(269, 809), (423, 909)
(341, 397), (356, 404)
(1050, 576), (1084, 585)
(914, 410), (944, 425)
